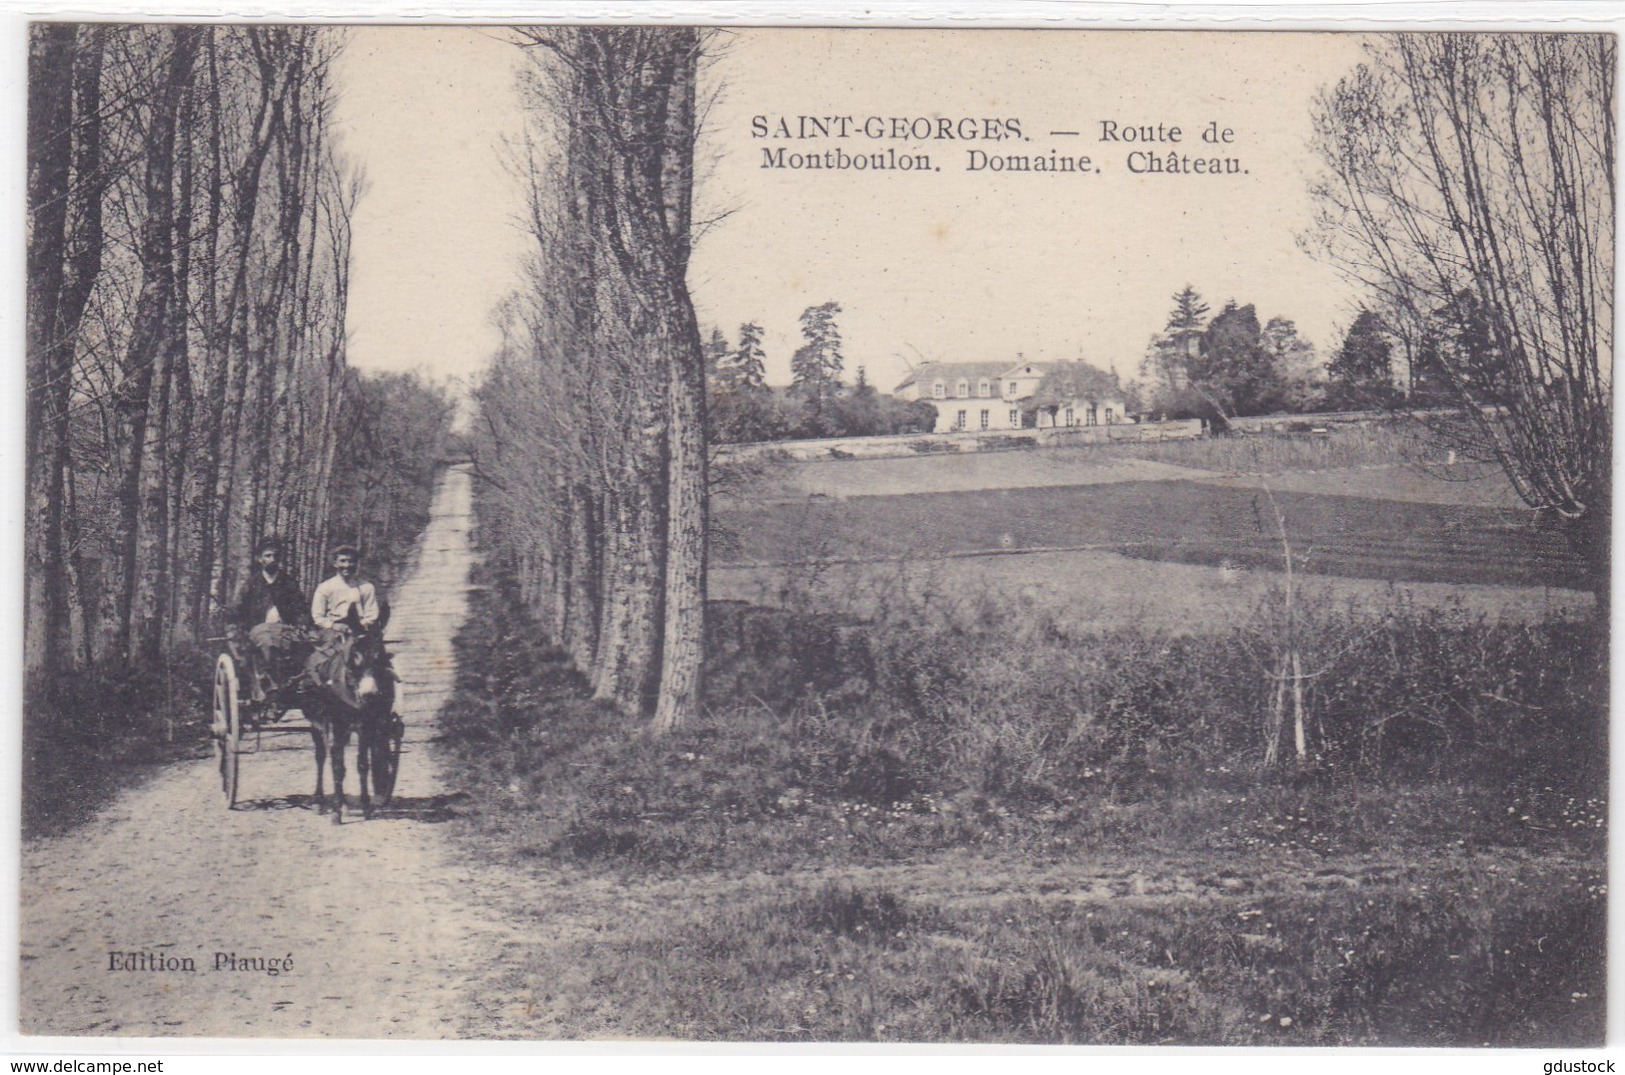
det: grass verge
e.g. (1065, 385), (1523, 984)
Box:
(438, 565), (1605, 1043)
(485, 869), (1604, 1044)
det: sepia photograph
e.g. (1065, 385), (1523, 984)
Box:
(15, 14), (1614, 1048)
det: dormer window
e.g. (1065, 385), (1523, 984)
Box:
(978, 379), (991, 398)
(933, 381), (945, 399)
(957, 379), (969, 398)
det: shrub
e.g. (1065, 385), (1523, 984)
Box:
(443, 563), (1605, 872)
(23, 642), (214, 837)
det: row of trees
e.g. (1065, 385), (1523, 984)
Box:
(1135, 282), (1541, 420)
(705, 304), (936, 443)
(326, 372), (459, 582)
(1138, 287), (1329, 419)
(474, 27), (711, 731)
(25, 25), (367, 687)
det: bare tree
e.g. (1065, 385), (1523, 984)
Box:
(26, 24), (106, 681)
(107, 26), (200, 663)
(1307, 33), (1613, 612)
(25, 24), (364, 688)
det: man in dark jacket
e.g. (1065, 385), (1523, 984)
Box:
(231, 537), (314, 702)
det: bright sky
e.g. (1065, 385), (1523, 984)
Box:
(332, 27), (530, 395)
(334, 28), (1368, 396)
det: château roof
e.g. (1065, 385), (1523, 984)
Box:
(1028, 360), (1121, 403)
(892, 361), (1035, 394)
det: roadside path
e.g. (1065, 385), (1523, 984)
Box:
(20, 465), (498, 1039)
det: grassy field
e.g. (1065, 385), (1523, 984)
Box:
(711, 425), (1586, 636)
(729, 422), (1515, 506)
(711, 548), (1593, 636)
(438, 572), (1607, 1044)
(468, 859), (1604, 1044)
(1195, 462), (1522, 508)
(739, 451), (1212, 500)
(715, 478), (1588, 591)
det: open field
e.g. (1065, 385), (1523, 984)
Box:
(713, 428), (1586, 631)
(457, 851), (1604, 1044)
(711, 547), (1593, 635)
(737, 451), (1214, 500)
(715, 479), (1587, 589)
(1194, 462), (1524, 508)
(728, 423), (1519, 507)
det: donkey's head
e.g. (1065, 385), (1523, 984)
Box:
(343, 632), (390, 705)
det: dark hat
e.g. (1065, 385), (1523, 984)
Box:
(254, 536), (284, 555)
(331, 543), (361, 560)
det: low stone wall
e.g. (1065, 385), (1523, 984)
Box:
(1039, 419), (1206, 446)
(1227, 409), (1410, 435)
(717, 418), (1207, 464)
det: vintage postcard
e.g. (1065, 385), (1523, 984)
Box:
(14, 15), (1613, 1050)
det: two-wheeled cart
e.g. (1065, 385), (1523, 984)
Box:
(209, 634), (405, 809)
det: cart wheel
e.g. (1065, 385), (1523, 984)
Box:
(212, 654), (242, 808)
(371, 682), (405, 806)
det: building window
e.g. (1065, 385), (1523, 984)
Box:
(980, 409), (990, 430)
(1087, 404), (1098, 426)
(955, 409), (967, 430)
(957, 379), (969, 398)
(933, 381), (944, 399)
(1064, 406), (1075, 427)
(1009, 409), (1020, 427)
(1106, 407), (1116, 424)
(1008, 381), (1018, 396)
(979, 379), (991, 398)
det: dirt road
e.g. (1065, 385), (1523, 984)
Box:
(20, 465), (501, 1039)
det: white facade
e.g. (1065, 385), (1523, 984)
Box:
(894, 360), (1129, 434)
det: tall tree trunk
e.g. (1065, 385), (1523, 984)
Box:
(202, 29), (282, 626)
(165, 92), (197, 646)
(136, 67), (201, 664)
(64, 463), (97, 667)
(132, 291), (173, 666)
(546, 475), (571, 641)
(191, 31), (227, 630)
(654, 301), (707, 732)
(653, 36), (707, 732)
(563, 480), (601, 669)
(590, 433), (667, 717)
(25, 24), (80, 682)
(108, 28), (199, 664)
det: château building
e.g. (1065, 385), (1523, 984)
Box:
(892, 358), (1129, 434)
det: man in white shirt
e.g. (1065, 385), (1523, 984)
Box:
(310, 544), (381, 634)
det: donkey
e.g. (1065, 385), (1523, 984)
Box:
(303, 623), (397, 824)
